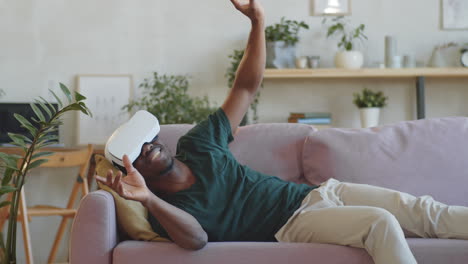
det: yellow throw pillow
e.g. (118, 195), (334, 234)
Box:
(94, 155), (170, 242)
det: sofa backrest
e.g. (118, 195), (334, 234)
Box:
(159, 123), (316, 184)
(302, 117), (468, 206)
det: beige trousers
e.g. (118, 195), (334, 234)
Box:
(275, 178), (468, 264)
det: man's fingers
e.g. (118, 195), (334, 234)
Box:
(230, 0), (241, 9)
(95, 175), (106, 184)
(113, 172), (122, 190)
(118, 182), (125, 197)
(106, 170), (113, 186)
(122, 154), (135, 174)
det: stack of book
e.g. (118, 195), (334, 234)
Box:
(288, 112), (332, 130)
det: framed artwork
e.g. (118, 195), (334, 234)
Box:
(76, 74), (133, 146)
(442, 0), (468, 30)
(311, 0), (351, 16)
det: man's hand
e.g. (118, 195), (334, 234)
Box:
(96, 155), (152, 205)
(230, 0), (264, 23)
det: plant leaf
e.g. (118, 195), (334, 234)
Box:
(0, 164), (20, 172)
(28, 159), (49, 170)
(13, 114), (37, 136)
(49, 89), (63, 108)
(7, 133), (26, 148)
(34, 99), (52, 119)
(38, 134), (58, 142)
(60, 83), (72, 103)
(78, 102), (93, 117)
(8, 133), (31, 143)
(30, 103), (45, 122)
(0, 201), (11, 209)
(1, 167), (15, 186)
(31, 151), (54, 160)
(36, 141), (58, 149)
(0, 153), (21, 161)
(75, 91), (86, 102)
(39, 96), (57, 116)
(0, 186), (16, 195)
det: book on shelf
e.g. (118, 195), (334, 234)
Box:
(288, 117), (332, 124)
(289, 112), (331, 119)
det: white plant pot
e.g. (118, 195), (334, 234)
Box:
(360, 107), (380, 128)
(335, 51), (364, 69)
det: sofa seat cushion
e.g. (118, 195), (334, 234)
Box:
(113, 241), (372, 264)
(302, 117), (468, 206)
(113, 239), (468, 264)
(408, 238), (468, 263)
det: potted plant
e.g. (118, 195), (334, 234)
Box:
(353, 88), (388, 128)
(323, 16), (367, 69)
(0, 84), (91, 263)
(123, 72), (216, 124)
(226, 49), (262, 124)
(265, 17), (309, 69)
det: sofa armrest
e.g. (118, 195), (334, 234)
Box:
(70, 190), (118, 264)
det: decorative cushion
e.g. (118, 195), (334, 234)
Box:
(229, 123), (316, 184)
(302, 117), (468, 206)
(94, 155), (170, 242)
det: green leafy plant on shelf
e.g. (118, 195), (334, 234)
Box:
(0, 84), (91, 264)
(226, 49), (262, 124)
(265, 17), (309, 45)
(323, 16), (367, 51)
(353, 88), (388, 108)
(123, 72), (216, 124)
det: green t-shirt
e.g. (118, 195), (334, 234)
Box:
(149, 108), (317, 242)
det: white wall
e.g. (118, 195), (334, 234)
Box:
(1, 0), (467, 262)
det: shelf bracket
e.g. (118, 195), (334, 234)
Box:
(416, 76), (425, 119)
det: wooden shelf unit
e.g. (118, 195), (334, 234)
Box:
(264, 68), (468, 79)
(263, 67), (468, 120)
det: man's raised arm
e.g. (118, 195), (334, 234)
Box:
(222, 0), (266, 133)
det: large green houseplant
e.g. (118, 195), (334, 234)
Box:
(0, 84), (91, 263)
(353, 88), (388, 128)
(323, 16), (367, 69)
(265, 17), (309, 68)
(123, 72), (215, 124)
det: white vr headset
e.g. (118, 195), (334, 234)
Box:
(105, 110), (160, 170)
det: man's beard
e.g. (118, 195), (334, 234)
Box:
(159, 157), (175, 176)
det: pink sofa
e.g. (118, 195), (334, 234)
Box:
(70, 117), (468, 264)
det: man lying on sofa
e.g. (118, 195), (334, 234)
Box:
(96, 1), (468, 263)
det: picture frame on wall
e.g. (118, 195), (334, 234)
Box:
(442, 0), (468, 30)
(311, 0), (351, 16)
(76, 74), (133, 146)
